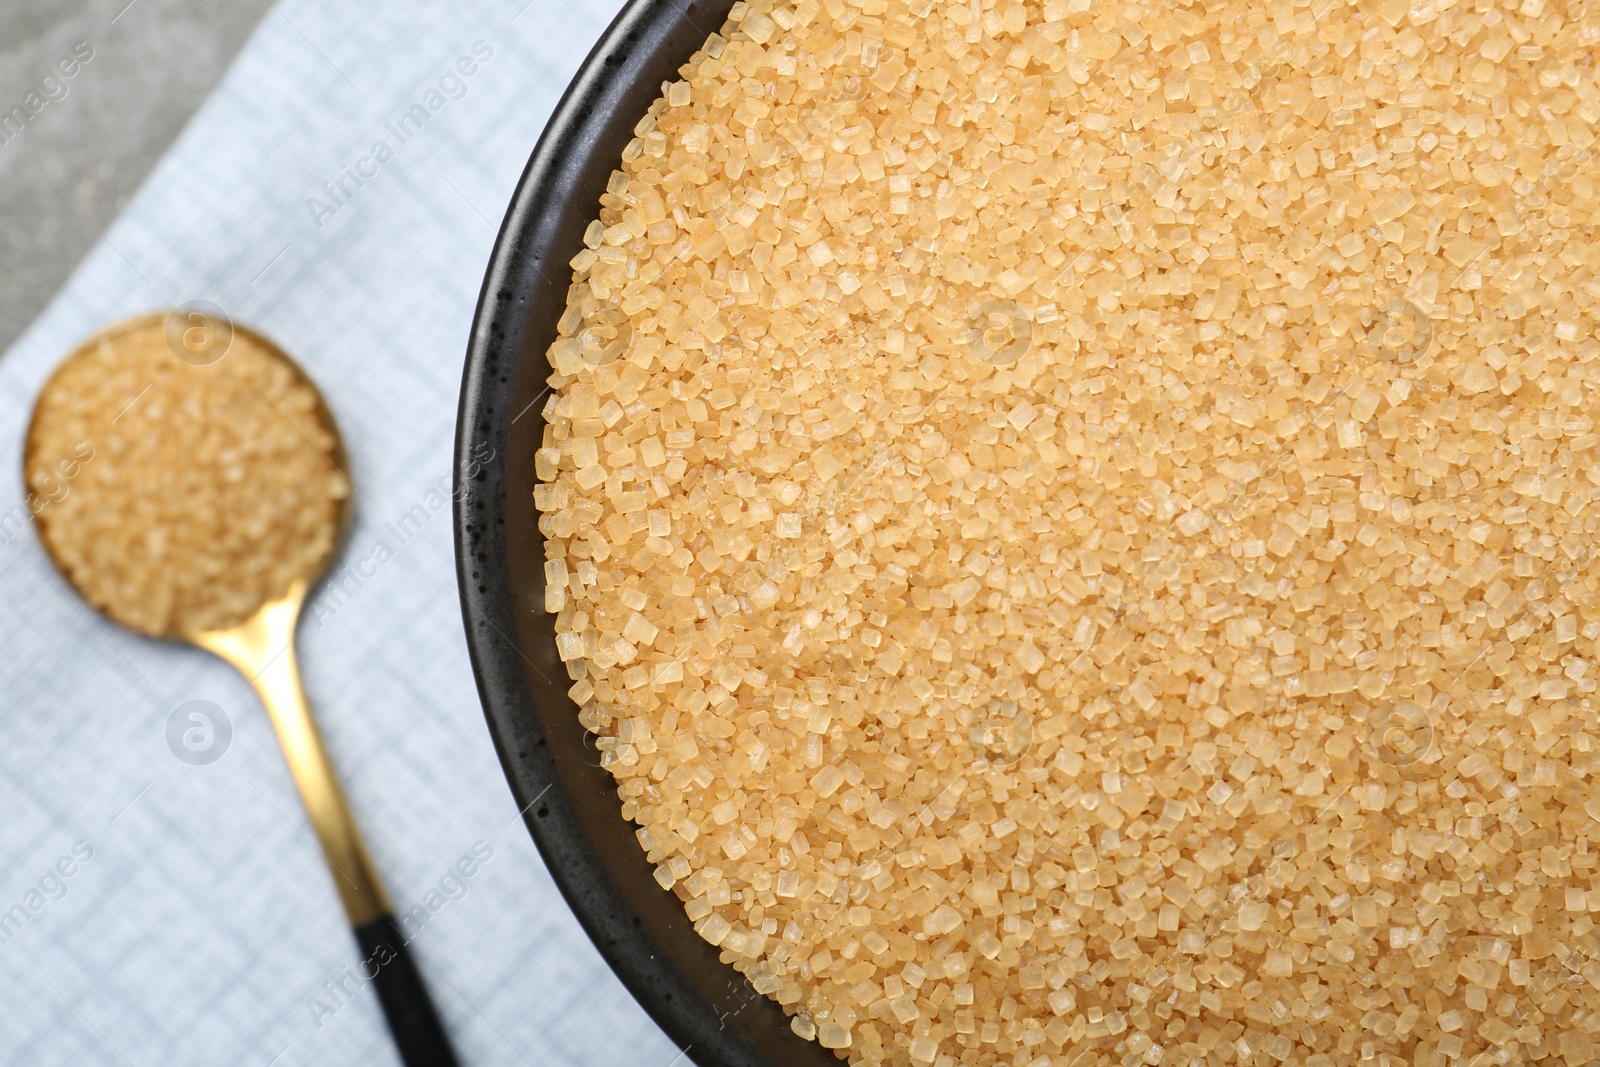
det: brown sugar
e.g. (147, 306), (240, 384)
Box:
(536, 0), (1600, 1063)
(28, 317), (348, 637)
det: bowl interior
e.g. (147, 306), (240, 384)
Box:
(454, 2), (837, 1065)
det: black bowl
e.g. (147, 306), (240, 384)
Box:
(452, 3), (837, 1065)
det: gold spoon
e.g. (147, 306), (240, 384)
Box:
(25, 312), (459, 1067)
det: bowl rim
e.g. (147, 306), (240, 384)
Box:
(452, 3), (836, 1065)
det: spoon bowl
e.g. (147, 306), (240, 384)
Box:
(26, 313), (352, 639)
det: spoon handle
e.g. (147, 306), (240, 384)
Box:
(193, 581), (460, 1067)
(355, 913), (463, 1067)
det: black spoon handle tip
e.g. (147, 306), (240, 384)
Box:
(352, 912), (462, 1067)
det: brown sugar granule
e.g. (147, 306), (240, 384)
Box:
(28, 317), (348, 637)
(536, 0), (1600, 1063)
